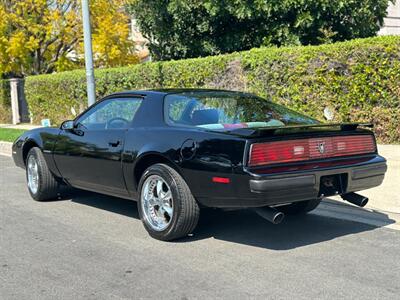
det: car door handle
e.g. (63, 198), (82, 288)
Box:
(108, 140), (121, 147)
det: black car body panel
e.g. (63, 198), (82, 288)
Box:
(12, 89), (387, 208)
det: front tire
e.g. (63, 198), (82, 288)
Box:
(138, 163), (200, 241)
(279, 199), (322, 215)
(26, 147), (61, 201)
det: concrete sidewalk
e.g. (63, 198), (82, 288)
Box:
(359, 145), (400, 213)
(0, 123), (40, 130)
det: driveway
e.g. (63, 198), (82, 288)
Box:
(1, 155), (399, 299)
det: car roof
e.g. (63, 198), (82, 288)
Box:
(107, 88), (252, 98)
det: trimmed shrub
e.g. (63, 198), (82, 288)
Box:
(241, 36), (400, 143)
(25, 63), (162, 124)
(0, 79), (11, 123)
(25, 36), (400, 143)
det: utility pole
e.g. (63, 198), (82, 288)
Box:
(81, 0), (96, 106)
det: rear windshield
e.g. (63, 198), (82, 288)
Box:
(164, 91), (318, 130)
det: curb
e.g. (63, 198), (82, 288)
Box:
(0, 141), (12, 157)
(0, 123), (41, 130)
(320, 199), (400, 231)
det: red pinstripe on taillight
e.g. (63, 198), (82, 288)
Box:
(248, 135), (376, 167)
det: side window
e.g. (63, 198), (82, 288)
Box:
(165, 94), (223, 126)
(78, 98), (142, 130)
(165, 95), (192, 123)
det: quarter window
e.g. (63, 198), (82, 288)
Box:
(78, 98), (142, 130)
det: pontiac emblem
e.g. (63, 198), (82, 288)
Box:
(317, 141), (326, 154)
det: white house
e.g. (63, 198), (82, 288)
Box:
(129, 17), (150, 62)
(379, 1), (400, 35)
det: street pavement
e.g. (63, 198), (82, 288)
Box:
(1, 155), (400, 299)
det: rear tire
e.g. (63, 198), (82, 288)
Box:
(26, 147), (61, 201)
(279, 199), (321, 215)
(138, 163), (200, 241)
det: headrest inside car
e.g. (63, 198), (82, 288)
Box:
(192, 109), (220, 125)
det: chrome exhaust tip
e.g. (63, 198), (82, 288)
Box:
(254, 207), (285, 224)
(341, 192), (369, 207)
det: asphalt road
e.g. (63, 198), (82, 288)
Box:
(1, 155), (400, 299)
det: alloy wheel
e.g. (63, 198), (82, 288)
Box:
(27, 155), (39, 194)
(141, 175), (174, 231)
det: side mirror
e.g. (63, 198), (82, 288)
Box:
(60, 120), (75, 131)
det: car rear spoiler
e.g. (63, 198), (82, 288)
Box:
(220, 122), (374, 137)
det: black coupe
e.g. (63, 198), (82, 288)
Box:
(12, 89), (387, 240)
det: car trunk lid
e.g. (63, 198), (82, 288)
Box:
(214, 122), (374, 138)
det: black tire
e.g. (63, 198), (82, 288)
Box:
(26, 147), (61, 201)
(138, 163), (200, 241)
(279, 199), (322, 215)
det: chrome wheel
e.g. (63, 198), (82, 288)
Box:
(27, 155), (39, 194)
(141, 175), (174, 231)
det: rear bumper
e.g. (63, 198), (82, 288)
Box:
(197, 155), (387, 208)
(249, 161), (386, 200)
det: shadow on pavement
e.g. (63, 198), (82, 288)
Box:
(192, 208), (394, 250)
(68, 190), (139, 219)
(68, 189), (394, 250)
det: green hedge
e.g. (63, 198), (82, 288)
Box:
(0, 79), (11, 123)
(25, 36), (400, 143)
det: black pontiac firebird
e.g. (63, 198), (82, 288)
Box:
(12, 89), (387, 240)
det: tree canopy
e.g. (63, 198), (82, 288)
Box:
(88, 0), (139, 69)
(128, 0), (393, 61)
(0, 0), (137, 77)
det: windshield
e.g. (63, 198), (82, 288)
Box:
(164, 91), (318, 130)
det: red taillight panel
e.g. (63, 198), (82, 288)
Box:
(248, 135), (376, 167)
(249, 140), (309, 166)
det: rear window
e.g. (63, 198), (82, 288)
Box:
(164, 91), (318, 130)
